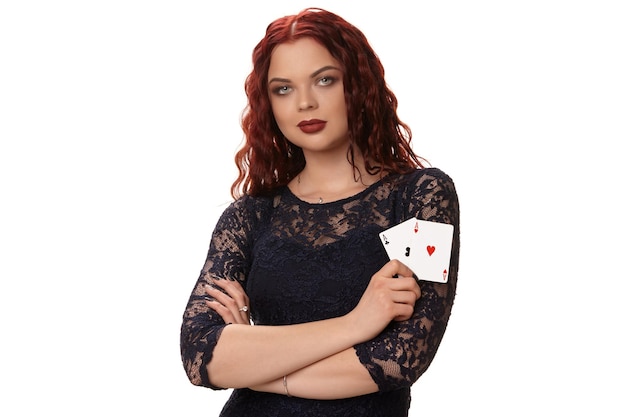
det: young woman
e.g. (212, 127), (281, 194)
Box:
(181, 8), (460, 416)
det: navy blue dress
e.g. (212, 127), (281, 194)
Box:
(181, 168), (460, 416)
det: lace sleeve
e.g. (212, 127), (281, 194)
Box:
(355, 169), (461, 391)
(180, 196), (268, 389)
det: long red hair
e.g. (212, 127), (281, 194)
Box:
(231, 8), (423, 198)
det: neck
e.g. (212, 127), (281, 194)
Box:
(292, 147), (380, 203)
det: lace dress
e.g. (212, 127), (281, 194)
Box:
(180, 168), (460, 417)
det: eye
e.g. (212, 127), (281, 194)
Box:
(272, 85), (292, 96)
(318, 76), (335, 86)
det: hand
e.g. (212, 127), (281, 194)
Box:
(348, 260), (421, 342)
(206, 278), (251, 325)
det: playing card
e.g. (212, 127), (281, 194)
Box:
(379, 218), (454, 283)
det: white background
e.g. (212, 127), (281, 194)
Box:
(1, 1), (624, 415)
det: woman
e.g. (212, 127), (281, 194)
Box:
(180, 7), (460, 417)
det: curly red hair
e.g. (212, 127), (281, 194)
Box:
(231, 8), (424, 198)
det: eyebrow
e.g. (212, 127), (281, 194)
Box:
(268, 65), (341, 84)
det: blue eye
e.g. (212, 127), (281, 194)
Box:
(273, 85), (291, 95)
(318, 76), (334, 86)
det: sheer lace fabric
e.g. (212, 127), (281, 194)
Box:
(180, 168), (460, 416)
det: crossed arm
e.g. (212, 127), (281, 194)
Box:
(195, 260), (420, 400)
(181, 170), (460, 400)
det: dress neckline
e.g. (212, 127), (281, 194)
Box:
(281, 174), (391, 207)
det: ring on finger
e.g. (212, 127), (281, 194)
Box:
(238, 305), (248, 312)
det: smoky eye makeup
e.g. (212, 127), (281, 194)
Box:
(270, 84), (292, 95)
(267, 66), (342, 96)
(317, 75), (336, 86)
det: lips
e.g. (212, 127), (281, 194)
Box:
(297, 119), (327, 134)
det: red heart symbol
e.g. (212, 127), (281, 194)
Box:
(427, 245), (436, 256)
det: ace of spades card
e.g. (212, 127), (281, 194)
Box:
(379, 218), (454, 283)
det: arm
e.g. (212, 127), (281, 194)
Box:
(354, 169), (461, 391)
(205, 260), (420, 389)
(250, 348), (378, 400)
(184, 170), (458, 396)
(180, 196), (420, 390)
(250, 169), (461, 398)
(180, 196), (261, 389)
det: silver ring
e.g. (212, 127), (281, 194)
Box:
(239, 306), (248, 312)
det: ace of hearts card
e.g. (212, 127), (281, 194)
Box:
(379, 218), (454, 283)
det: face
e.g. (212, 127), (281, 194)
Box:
(267, 38), (349, 154)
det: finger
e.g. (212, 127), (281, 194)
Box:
(206, 285), (243, 317)
(386, 276), (421, 298)
(212, 277), (245, 292)
(207, 283), (251, 324)
(205, 285), (231, 305)
(391, 290), (419, 307)
(205, 299), (239, 324)
(237, 302), (250, 322)
(212, 279), (249, 313)
(219, 279), (250, 322)
(392, 304), (415, 322)
(380, 259), (415, 280)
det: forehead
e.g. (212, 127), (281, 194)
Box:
(268, 38), (341, 78)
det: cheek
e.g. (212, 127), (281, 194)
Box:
(269, 100), (289, 124)
(269, 102), (293, 137)
(327, 90), (348, 115)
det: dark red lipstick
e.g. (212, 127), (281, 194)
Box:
(297, 119), (327, 134)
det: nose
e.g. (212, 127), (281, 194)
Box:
(298, 88), (318, 111)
